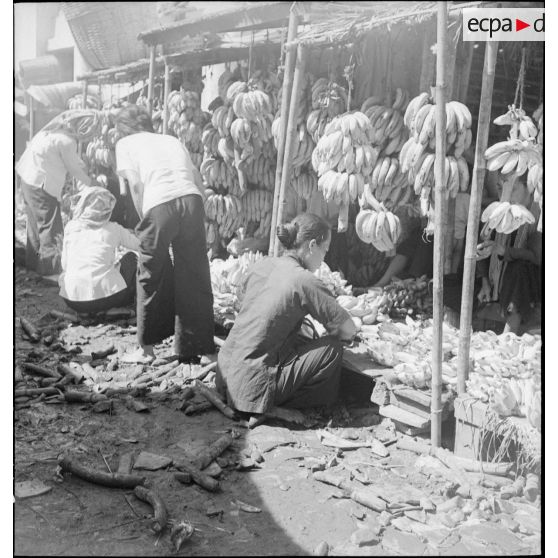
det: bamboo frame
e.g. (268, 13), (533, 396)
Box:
(162, 58), (171, 135)
(431, 1), (448, 448)
(147, 45), (156, 115)
(82, 80), (88, 108)
(269, 6), (300, 256)
(275, 43), (308, 254)
(456, 42), (499, 395)
(443, 21), (460, 275)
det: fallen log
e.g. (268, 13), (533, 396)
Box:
(183, 400), (212, 415)
(91, 344), (117, 360)
(22, 362), (61, 380)
(193, 434), (233, 471)
(57, 363), (84, 384)
(193, 380), (236, 420)
(133, 486), (168, 533)
(396, 436), (512, 476)
(20, 317), (41, 342)
(58, 455), (146, 488)
(63, 390), (108, 403)
(50, 310), (79, 323)
(15, 387), (60, 397)
(174, 462), (219, 492)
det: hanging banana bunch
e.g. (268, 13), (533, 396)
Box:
(204, 190), (244, 240)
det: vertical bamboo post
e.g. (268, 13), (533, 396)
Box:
(162, 58), (171, 135)
(431, 1), (448, 448)
(82, 79), (88, 108)
(456, 42), (498, 395)
(269, 6), (299, 256)
(147, 45), (157, 115)
(28, 95), (34, 141)
(457, 42), (474, 103)
(275, 43), (308, 255)
(443, 19), (460, 275)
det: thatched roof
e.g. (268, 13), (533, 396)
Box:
(292, 1), (484, 47)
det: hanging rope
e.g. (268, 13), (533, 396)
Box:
(513, 47), (526, 110)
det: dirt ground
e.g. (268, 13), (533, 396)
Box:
(14, 266), (541, 556)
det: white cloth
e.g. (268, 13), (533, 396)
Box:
(16, 131), (91, 200)
(59, 221), (140, 301)
(115, 132), (202, 216)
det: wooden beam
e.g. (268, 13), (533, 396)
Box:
(147, 45), (156, 115)
(431, 1), (448, 448)
(269, 7), (299, 256)
(456, 44), (498, 395)
(275, 43), (308, 255)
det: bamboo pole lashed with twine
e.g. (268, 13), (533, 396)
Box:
(162, 58), (171, 135)
(147, 45), (157, 115)
(274, 42), (308, 254)
(431, 1), (448, 448)
(456, 42), (499, 395)
(269, 6), (300, 256)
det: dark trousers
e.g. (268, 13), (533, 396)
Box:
(136, 194), (215, 359)
(20, 181), (63, 275)
(63, 252), (137, 314)
(274, 336), (344, 409)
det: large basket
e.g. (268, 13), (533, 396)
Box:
(62, 2), (158, 70)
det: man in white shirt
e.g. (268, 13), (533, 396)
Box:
(115, 105), (214, 364)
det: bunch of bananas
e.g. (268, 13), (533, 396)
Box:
(204, 191), (244, 239)
(202, 125), (221, 158)
(84, 120), (118, 170)
(241, 189), (273, 224)
(355, 207), (401, 252)
(404, 93), (473, 156)
(167, 89), (207, 167)
(228, 81), (273, 121)
(205, 221), (219, 248)
(484, 139), (542, 175)
(493, 105), (539, 141)
(67, 93), (101, 110)
(244, 156), (275, 192)
(345, 224), (388, 288)
(272, 120), (316, 169)
(305, 79), (348, 143)
(361, 94), (409, 154)
(481, 201), (535, 234)
(251, 213), (272, 240)
(292, 169), (318, 201)
(200, 157), (241, 195)
(366, 156), (409, 207)
(211, 105), (236, 138)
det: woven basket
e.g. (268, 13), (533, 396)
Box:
(62, 2), (158, 70)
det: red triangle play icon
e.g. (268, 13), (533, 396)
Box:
(516, 19), (530, 31)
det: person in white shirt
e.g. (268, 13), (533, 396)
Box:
(59, 186), (140, 315)
(15, 110), (101, 275)
(115, 105), (215, 364)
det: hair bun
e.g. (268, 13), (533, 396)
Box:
(276, 223), (298, 249)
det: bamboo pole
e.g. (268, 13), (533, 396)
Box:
(269, 6), (299, 256)
(29, 96), (34, 140)
(443, 19), (460, 275)
(457, 42), (474, 103)
(82, 80), (88, 108)
(431, 1), (448, 448)
(162, 58), (171, 135)
(147, 45), (157, 115)
(274, 43), (308, 256)
(456, 42), (498, 395)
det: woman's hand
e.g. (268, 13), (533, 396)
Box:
(477, 279), (492, 303)
(476, 240), (494, 260)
